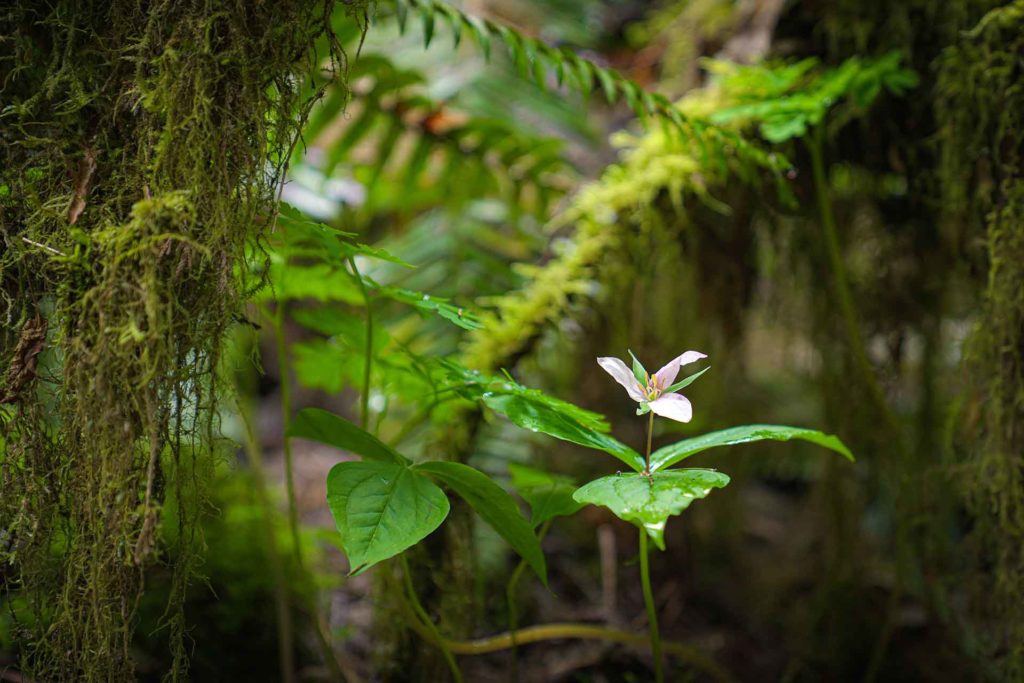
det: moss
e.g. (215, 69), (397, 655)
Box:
(938, 3), (1024, 676)
(0, 1), (364, 680)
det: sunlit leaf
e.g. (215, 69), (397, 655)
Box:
(483, 394), (645, 472)
(649, 424), (853, 473)
(327, 461), (449, 573)
(573, 470), (730, 549)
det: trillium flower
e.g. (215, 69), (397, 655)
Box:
(597, 350), (708, 423)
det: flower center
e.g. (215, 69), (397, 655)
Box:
(646, 376), (661, 400)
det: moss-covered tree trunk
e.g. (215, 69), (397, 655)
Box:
(0, 2), (359, 680)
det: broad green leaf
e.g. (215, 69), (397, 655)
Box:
(414, 461), (547, 584)
(573, 470), (730, 549)
(288, 408), (410, 465)
(663, 366), (710, 394)
(649, 424), (853, 473)
(508, 463), (582, 527)
(483, 394), (645, 473)
(327, 461), (449, 573)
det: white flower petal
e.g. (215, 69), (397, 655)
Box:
(648, 393), (693, 423)
(597, 356), (646, 402)
(653, 350), (707, 389)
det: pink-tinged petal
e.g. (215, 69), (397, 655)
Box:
(648, 393), (693, 423)
(597, 357), (646, 402)
(653, 351), (707, 389)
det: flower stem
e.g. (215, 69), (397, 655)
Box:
(400, 554), (463, 683)
(639, 530), (664, 683)
(644, 410), (654, 474)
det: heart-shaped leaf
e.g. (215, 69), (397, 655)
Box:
(289, 408), (409, 465)
(508, 463), (583, 527)
(483, 394), (645, 472)
(573, 470), (730, 550)
(414, 461), (547, 584)
(327, 461), (449, 574)
(649, 424), (852, 473)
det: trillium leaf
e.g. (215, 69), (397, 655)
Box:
(483, 394), (645, 473)
(663, 366), (710, 394)
(288, 408), (410, 465)
(414, 461), (547, 584)
(326, 461), (449, 574)
(573, 470), (730, 549)
(508, 463), (583, 527)
(649, 424), (853, 473)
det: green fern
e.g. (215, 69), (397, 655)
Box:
(300, 54), (571, 216)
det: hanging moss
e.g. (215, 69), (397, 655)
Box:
(0, 1), (363, 680)
(936, 3), (1024, 677)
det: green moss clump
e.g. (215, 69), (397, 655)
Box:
(0, 1), (364, 680)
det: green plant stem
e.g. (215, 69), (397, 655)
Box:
(271, 303), (304, 571)
(239, 403), (297, 683)
(400, 554), (464, 683)
(348, 256), (373, 430)
(506, 519), (553, 680)
(639, 531), (664, 683)
(808, 126), (909, 677)
(644, 410), (654, 474)
(806, 125), (896, 434)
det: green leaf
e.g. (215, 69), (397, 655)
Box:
(288, 408), (410, 465)
(259, 260), (362, 303)
(649, 424), (854, 473)
(508, 463), (583, 527)
(627, 349), (647, 384)
(483, 394), (645, 472)
(663, 366), (710, 394)
(369, 282), (483, 330)
(327, 461), (449, 573)
(573, 470), (730, 549)
(414, 461), (547, 583)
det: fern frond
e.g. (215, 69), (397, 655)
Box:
(387, 0), (789, 176)
(301, 54), (571, 215)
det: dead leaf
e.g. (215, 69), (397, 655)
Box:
(1, 313), (48, 404)
(67, 148), (98, 225)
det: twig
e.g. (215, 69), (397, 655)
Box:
(20, 237), (65, 257)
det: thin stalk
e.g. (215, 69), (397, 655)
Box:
(638, 411), (664, 681)
(400, 554), (463, 683)
(268, 307), (351, 680)
(806, 125), (896, 433)
(506, 519), (553, 680)
(808, 126), (908, 677)
(271, 303), (303, 569)
(348, 256), (373, 430)
(644, 410), (654, 474)
(239, 404), (296, 683)
(639, 531), (664, 683)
